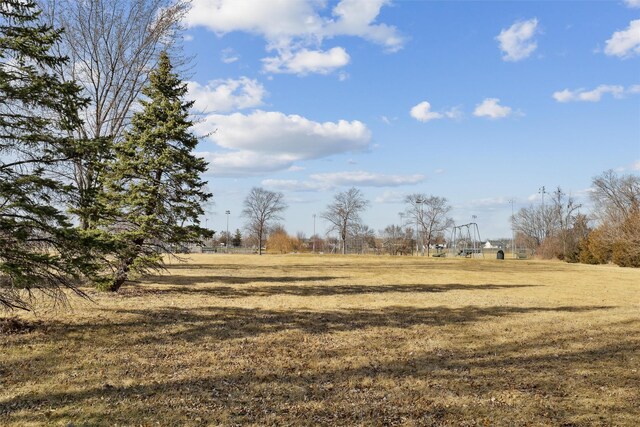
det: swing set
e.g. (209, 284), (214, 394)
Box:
(449, 222), (484, 258)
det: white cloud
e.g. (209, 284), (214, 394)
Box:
(187, 77), (266, 113)
(410, 101), (442, 122)
(374, 190), (408, 204)
(186, 0), (404, 75)
(410, 101), (461, 122)
(552, 84), (626, 102)
(261, 179), (320, 192)
(198, 151), (294, 177)
(496, 18), (539, 62)
(221, 48), (239, 63)
(632, 160), (640, 171)
(527, 193), (540, 202)
(310, 171), (424, 187)
(263, 171), (424, 192)
(186, 0), (321, 39)
(468, 197), (509, 208)
(195, 110), (371, 176)
(624, 0), (640, 8)
(262, 47), (350, 75)
(473, 98), (513, 119)
(183, 34), (194, 42)
(324, 0), (405, 53)
(605, 19), (640, 58)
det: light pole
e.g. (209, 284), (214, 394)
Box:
(415, 198), (423, 256)
(225, 210), (230, 253)
(420, 201), (425, 256)
(398, 212), (405, 255)
(508, 199), (515, 258)
(312, 214), (316, 253)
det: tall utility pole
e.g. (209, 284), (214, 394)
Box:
(312, 213), (316, 253)
(398, 212), (404, 255)
(539, 186), (548, 238)
(508, 199), (515, 258)
(225, 210), (230, 253)
(539, 186), (547, 210)
(415, 198), (423, 256)
(420, 201), (425, 256)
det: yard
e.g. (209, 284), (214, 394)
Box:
(1, 254), (639, 426)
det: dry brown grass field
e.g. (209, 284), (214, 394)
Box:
(1, 254), (639, 426)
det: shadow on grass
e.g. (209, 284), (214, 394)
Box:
(142, 274), (345, 286)
(131, 281), (540, 298)
(85, 304), (614, 343)
(164, 260), (576, 274)
(1, 307), (636, 426)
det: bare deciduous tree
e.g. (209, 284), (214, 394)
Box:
(591, 170), (640, 232)
(549, 187), (582, 259)
(583, 170), (640, 267)
(41, 0), (190, 229)
(321, 187), (369, 255)
(512, 187), (583, 259)
(380, 225), (413, 255)
(405, 194), (454, 256)
(242, 188), (287, 255)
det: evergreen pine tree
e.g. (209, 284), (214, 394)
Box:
(0, 0), (93, 310)
(100, 51), (212, 291)
(232, 229), (242, 247)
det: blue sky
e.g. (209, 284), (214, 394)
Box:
(182, 0), (640, 239)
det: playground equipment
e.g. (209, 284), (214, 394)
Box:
(450, 222), (484, 258)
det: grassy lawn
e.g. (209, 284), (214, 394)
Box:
(1, 254), (639, 426)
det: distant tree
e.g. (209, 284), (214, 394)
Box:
(321, 187), (369, 254)
(309, 234), (325, 253)
(380, 225), (413, 255)
(351, 223), (377, 254)
(267, 226), (296, 254)
(218, 231), (232, 248)
(591, 170), (639, 233)
(242, 187), (287, 255)
(99, 52), (212, 291)
(611, 209), (640, 267)
(513, 187), (584, 259)
(0, 0), (94, 310)
(583, 170), (640, 267)
(512, 205), (547, 251)
(548, 188), (582, 260)
(232, 229), (242, 247)
(405, 194), (454, 256)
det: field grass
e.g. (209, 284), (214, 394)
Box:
(1, 254), (639, 426)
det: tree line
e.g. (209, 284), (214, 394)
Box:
(239, 187), (454, 257)
(239, 172), (639, 267)
(511, 170), (639, 266)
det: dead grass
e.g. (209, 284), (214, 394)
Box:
(1, 254), (639, 426)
